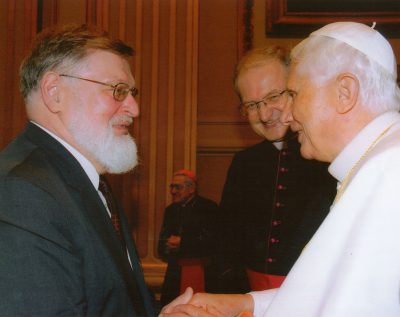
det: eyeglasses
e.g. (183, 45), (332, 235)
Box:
(286, 89), (297, 100)
(60, 74), (138, 102)
(240, 90), (287, 116)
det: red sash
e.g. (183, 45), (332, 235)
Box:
(179, 258), (210, 293)
(246, 269), (285, 290)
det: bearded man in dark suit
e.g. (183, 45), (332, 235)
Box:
(0, 25), (155, 316)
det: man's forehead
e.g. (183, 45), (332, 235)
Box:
(84, 50), (135, 84)
(172, 175), (187, 183)
(286, 66), (299, 90)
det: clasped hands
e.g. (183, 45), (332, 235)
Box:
(159, 287), (254, 317)
(166, 235), (182, 250)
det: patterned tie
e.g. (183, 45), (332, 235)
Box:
(98, 176), (125, 245)
(98, 176), (152, 316)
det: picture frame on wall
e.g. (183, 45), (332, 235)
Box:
(266, 0), (400, 38)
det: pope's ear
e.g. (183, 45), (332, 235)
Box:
(336, 73), (359, 114)
(40, 72), (62, 113)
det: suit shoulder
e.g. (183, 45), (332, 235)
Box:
(164, 203), (179, 214)
(196, 195), (218, 207)
(0, 136), (71, 198)
(0, 135), (41, 177)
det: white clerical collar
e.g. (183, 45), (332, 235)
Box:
(273, 141), (285, 150)
(30, 121), (100, 190)
(329, 111), (400, 183)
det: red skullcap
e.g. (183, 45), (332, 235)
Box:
(174, 169), (197, 184)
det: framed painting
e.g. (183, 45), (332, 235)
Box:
(266, 0), (400, 38)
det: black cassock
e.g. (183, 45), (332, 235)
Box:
(216, 138), (337, 293)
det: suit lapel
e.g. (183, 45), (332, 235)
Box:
(118, 205), (156, 316)
(24, 123), (151, 314)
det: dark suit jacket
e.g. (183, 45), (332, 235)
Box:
(217, 139), (337, 292)
(0, 123), (155, 316)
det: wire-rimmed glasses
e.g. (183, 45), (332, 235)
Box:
(240, 90), (287, 116)
(60, 74), (138, 102)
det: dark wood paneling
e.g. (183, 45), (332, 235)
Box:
(0, 1), (37, 149)
(198, 0), (240, 123)
(197, 154), (235, 204)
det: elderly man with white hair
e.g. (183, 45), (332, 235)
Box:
(160, 21), (400, 317)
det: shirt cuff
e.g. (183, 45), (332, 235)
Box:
(249, 289), (278, 317)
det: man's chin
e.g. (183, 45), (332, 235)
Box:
(299, 144), (315, 160)
(113, 127), (130, 136)
(95, 136), (138, 174)
(264, 125), (289, 141)
(263, 130), (288, 142)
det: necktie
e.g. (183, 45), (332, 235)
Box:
(98, 176), (152, 316)
(98, 176), (125, 245)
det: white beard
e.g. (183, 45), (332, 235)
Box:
(69, 114), (138, 174)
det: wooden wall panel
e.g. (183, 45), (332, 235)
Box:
(198, 0), (240, 123)
(197, 0), (260, 203)
(0, 0), (37, 149)
(197, 154), (235, 204)
(0, 0), (11, 146)
(198, 122), (262, 151)
(1, 0), (245, 296)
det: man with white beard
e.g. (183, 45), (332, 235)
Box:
(0, 25), (156, 317)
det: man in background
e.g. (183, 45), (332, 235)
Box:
(158, 170), (219, 305)
(216, 45), (336, 293)
(0, 25), (155, 316)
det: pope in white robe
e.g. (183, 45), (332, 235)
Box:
(252, 112), (400, 316)
(253, 21), (400, 317)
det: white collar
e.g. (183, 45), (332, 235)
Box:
(273, 141), (285, 150)
(31, 121), (100, 190)
(329, 111), (400, 183)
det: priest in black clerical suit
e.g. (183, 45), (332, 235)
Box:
(217, 137), (336, 292)
(214, 45), (337, 293)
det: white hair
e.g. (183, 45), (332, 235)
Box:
(69, 112), (138, 174)
(291, 36), (400, 113)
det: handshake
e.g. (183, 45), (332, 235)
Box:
(159, 287), (254, 317)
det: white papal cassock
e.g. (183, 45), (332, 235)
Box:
(250, 111), (400, 316)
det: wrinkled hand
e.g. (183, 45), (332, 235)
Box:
(188, 293), (253, 317)
(159, 291), (254, 317)
(161, 303), (226, 317)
